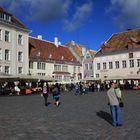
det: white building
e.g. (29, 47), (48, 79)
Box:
(94, 29), (140, 82)
(66, 41), (96, 79)
(83, 50), (96, 78)
(0, 7), (30, 76)
(29, 36), (82, 83)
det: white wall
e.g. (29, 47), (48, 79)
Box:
(94, 51), (140, 79)
(0, 23), (29, 75)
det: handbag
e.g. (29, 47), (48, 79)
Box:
(119, 101), (124, 108)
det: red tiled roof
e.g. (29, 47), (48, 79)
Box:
(29, 37), (79, 64)
(96, 29), (140, 56)
(88, 50), (96, 56)
(75, 44), (83, 56)
(0, 7), (30, 30)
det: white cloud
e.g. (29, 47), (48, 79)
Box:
(0, 0), (72, 23)
(63, 1), (93, 32)
(0, 0), (93, 31)
(109, 0), (140, 28)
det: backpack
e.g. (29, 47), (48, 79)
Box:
(43, 86), (48, 94)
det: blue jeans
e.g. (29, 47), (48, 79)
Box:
(111, 105), (122, 126)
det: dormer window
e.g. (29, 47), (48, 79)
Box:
(0, 12), (11, 22)
(86, 55), (90, 59)
(48, 54), (52, 59)
(0, 12), (4, 19)
(61, 56), (64, 60)
(71, 58), (73, 61)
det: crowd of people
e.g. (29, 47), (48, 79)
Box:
(0, 79), (125, 127)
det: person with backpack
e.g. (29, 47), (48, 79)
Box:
(107, 82), (122, 127)
(52, 83), (61, 107)
(42, 82), (49, 106)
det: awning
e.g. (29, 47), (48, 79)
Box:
(81, 77), (101, 81)
(105, 75), (140, 80)
(18, 75), (57, 82)
(0, 73), (19, 82)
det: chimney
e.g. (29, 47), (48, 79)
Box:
(58, 42), (61, 45)
(82, 47), (86, 56)
(71, 40), (75, 46)
(37, 35), (42, 40)
(54, 37), (59, 47)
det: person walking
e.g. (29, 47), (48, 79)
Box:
(42, 82), (49, 106)
(75, 83), (79, 96)
(107, 82), (122, 127)
(52, 83), (61, 107)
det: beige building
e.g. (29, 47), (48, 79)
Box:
(0, 7), (30, 76)
(29, 36), (82, 83)
(94, 29), (140, 82)
(66, 41), (96, 79)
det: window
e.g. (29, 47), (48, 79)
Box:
(122, 60), (127, 68)
(129, 60), (134, 68)
(109, 62), (113, 69)
(18, 52), (23, 62)
(73, 66), (76, 73)
(97, 63), (100, 70)
(64, 76), (70, 81)
(103, 62), (106, 69)
(78, 67), (80, 73)
(129, 53), (133, 58)
(0, 48), (2, 60)
(85, 64), (88, 70)
(0, 29), (2, 40)
(0, 12), (4, 19)
(62, 65), (68, 72)
(54, 64), (61, 71)
(48, 54), (52, 59)
(5, 66), (10, 74)
(96, 74), (99, 78)
(137, 59), (140, 67)
(115, 61), (119, 69)
(0, 65), (2, 72)
(29, 62), (33, 69)
(5, 15), (11, 21)
(18, 34), (23, 45)
(61, 56), (64, 60)
(5, 31), (10, 42)
(37, 62), (45, 70)
(5, 49), (10, 61)
(54, 75), (62, 82)
(89, 63), (93, 70)
(37, 73), (45, 76)
(18, 67), (23, 74)
(86, 55), (90, 59)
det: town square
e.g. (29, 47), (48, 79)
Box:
(0, 0), (140, 140)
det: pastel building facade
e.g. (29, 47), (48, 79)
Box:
(83, 50), (96, 78)
(94, 29), (140, 82)
(0, 7), (30, 76)
(66, 41), (96, 79)
(29, 37), (82, 83)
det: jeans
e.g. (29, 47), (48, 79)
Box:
(43, 94), (48, 106)
(111, 105), (122, 126)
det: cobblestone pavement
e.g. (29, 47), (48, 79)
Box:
(0, 90), (140, 140)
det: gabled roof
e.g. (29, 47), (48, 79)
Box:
(74, 44), (84, 57)
(29, 37), (79, 64)
(0, 7), (30, 31)
(96, 29), (140, 56)
(88, 50), (96, 57)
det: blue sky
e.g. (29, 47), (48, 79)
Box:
(0, 0), (140, 51)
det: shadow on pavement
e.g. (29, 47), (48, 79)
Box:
(96, 110), (112, 125)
